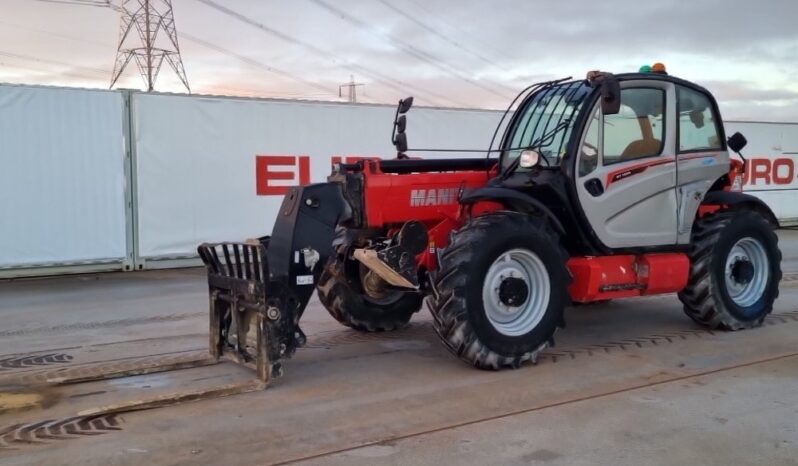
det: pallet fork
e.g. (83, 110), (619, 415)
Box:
(197, 182), (349, 384)
(1, 181), (348, 421)
(199, 240), (287, 386)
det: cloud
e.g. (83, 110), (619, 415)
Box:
(702, 80), (798, 103)
(2, 0), (797, 120)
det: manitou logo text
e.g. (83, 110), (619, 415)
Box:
(410, 188), (459, 207)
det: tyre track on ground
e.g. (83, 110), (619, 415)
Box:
(1, 309), (797, 452)
(3, 273), (797, 340)
(3, 309), (798, 385)
(271, 352), (798, 466)
(0, 312), (204, 338)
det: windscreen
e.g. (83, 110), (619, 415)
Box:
(502, 80), (592, 170)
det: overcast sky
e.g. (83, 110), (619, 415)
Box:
(1, 0), (797, 120)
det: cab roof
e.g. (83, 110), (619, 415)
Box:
(613, 72), (714, 97)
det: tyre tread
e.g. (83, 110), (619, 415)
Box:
(428, 212), (569, 369)
(678, 210), (781, 330)
(317, 258), (422, 332)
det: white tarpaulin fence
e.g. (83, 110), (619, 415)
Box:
(726, 121), (798, 221)
(132, 93), (503, 260)
(1, 83), (797, 276)
(0, 85), (128, 272)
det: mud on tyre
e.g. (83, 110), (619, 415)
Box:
(679, 209), (781, 330)
(428, 212), (571, 369)
(317, 253), (423, 332)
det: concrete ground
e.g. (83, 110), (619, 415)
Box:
(0, 231), (797, 465)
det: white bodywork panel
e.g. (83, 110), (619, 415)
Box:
(575, 80), (679, 248)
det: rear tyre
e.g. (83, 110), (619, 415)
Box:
(317, 255), (423, 332)
(428, 212), (570, 369)
(679, 210), (781, 330)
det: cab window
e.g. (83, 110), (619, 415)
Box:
(578, 105), (600, 176)
(678, 86), (722, 152)
(603, 88), (665, 165)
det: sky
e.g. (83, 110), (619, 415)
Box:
(1, 0), (797, 121)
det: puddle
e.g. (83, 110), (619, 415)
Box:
(0, 391), (44, 412)
(109, 373), (173, 389)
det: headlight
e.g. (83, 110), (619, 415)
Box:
(519, 150), (541, 168)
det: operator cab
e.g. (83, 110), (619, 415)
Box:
(495, 64), (735, 255)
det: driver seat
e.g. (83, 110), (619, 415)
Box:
(620, 115), (661, 160)
(620, 138), (661, 160)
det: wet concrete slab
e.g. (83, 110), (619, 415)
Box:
(304, 354), (798, 466)
(0, 235), (796, 465)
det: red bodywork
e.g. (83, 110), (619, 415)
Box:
(567, 254), (689, 302)
(361, 162), (491, 227)
(359, 160), (494, 273)
(351, 159), (737, 302)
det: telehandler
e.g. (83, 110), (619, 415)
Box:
(199, 66), (781, 382)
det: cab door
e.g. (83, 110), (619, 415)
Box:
(674, 85), (730, 244)
(575, 81), (678, 249)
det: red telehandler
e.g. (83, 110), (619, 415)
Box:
(198, 68), (781, 384)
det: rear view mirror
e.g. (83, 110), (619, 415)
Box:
(586, 71), (621, 115)
(392, 96), (413, 158)
(600, 78), (621, 115)
(398, 96), (414, 114)
(727, 132), (747, 153)
(396, 115), (406, 133)
(394, 132), (408, 153)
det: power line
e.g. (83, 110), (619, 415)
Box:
(308, 0), (513, 101)
(402, 0), (517, 64)
(179, 32), (334, 96)
(193, 0), (466, 107)
(19, 0), (339, 100)
(0, 20), (109, 48)
(0, 50), (109, 76)
(202, 85), (340, 100)
(0, 61), (107, 82)
(194, 0), (459, 106)
(31, 0), (112, 7)
(374, 0), (510, 81)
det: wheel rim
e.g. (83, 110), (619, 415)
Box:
(724, 237), (769, 308)
(482, 248), (550, 336)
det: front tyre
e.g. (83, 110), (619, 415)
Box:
(679, 210), (782, 330)
(317, 256), (423, 332)
(428, 212), (570, 369)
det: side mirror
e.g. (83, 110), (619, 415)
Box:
(394, 132), (408, 153)
(396, 114), (406, 133)
(727, 132), (747, 153)
(398, 96), (413, 114)
(586, 71), (621, 115)
(393, 96), (413, 158)
(600, 78), (621, 115)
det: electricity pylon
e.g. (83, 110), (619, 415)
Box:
(339, 75), (364, 103)
(110, 0), (190, 92)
